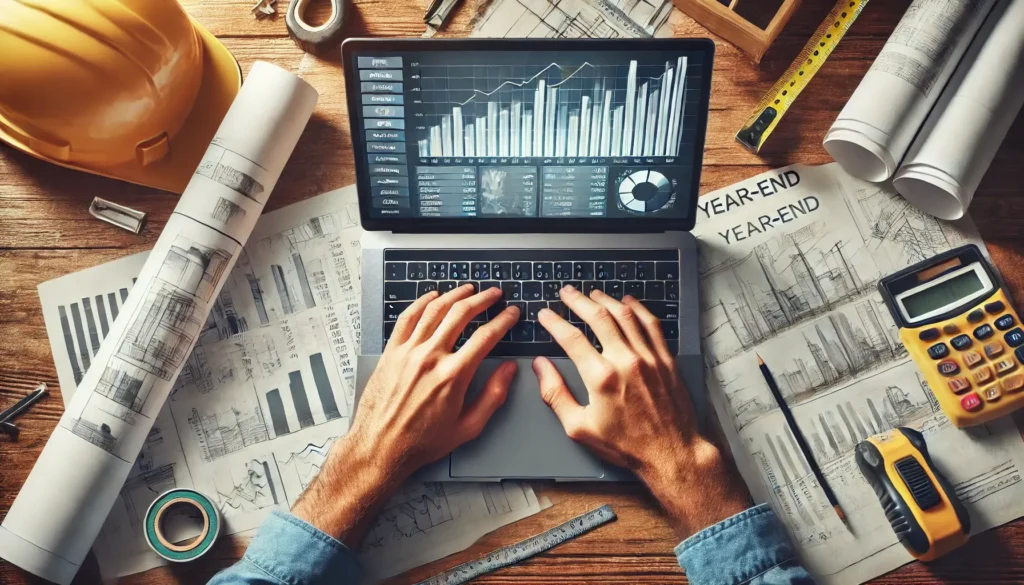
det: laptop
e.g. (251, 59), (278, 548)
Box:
(343, 37), (714, 481)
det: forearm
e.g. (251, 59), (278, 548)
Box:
(291, 430), (408, 548)
(637, 439), (751, 539)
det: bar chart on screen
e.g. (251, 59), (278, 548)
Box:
(413, 58), (691, 160)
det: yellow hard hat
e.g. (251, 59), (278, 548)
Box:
(0, 0), (242, 193)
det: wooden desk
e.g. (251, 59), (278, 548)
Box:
(2, 0), (1024, 583)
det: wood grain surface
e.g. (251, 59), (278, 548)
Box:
(3, 0), (1024, 584)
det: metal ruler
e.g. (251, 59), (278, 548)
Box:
(415, 505), (617, 585)
(736, 0), (870, 153)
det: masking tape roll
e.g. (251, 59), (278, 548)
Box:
(144, 489), (221, 562)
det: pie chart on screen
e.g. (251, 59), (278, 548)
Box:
(617, 169), (673, 213)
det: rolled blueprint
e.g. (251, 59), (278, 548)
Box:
(0, 61), (317, 584)
(894, 0), (1024, 220)
(823, 0), (996, 182)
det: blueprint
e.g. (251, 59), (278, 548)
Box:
(0, 63), (318, 585)
(472, 0), (682, 39)
(694, 163), (1024, 585)
(37, 186), (546, 580)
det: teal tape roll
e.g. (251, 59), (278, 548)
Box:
(144, 489), (221, 562)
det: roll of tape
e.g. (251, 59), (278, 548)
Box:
(286, 0), (347, 55)
(144, 489), (221, 562)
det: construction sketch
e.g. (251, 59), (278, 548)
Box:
(0, 63), (319, 585)
(472, 0), (682, 39)
(359, 481), (549, 581)
(694, 164), (1024, 585)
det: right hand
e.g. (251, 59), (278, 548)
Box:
(534, 285), (750, 537)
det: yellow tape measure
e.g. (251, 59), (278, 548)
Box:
(736, 0), (869, 153)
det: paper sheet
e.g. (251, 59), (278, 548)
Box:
(471, 0), (682, 39)
(359, 482), (550, 581)
(893, 0), (1024, 220)
(35, 186), (548, 580)
(823, 0), (997, 183)
(694, 163), (1024, 585)
(0, 62), (319, 585)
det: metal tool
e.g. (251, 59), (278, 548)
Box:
(423, 0), (463, 37)
(415, 505), (616, 585)
(736, 0), (869, 152)
(856, 427), (970, 561)
(0, 383), (48, 440)
(286, 0), (348, 54)
(88, 197), (146, 234)
(252, 0), (277, 19)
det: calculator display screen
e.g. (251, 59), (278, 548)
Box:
(903, 271), (985, 319)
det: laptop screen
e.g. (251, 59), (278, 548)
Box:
(343, 39), (714, 231)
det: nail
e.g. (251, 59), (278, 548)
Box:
(505, 304), (520, 315)
(538, 307), (552, 317)
(562, 284), (576, 293)
(622, 294), (634, 302)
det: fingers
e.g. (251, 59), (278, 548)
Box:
(389, 291), (439, 344)
(410, 284), (476, 343)
(622, 296), (675, 365)
(457, 305), (520, 369)
(533, 357), (586, 438)
(588, 289), (650, 353)
(432, 287), (503, 349)
(537, 305), (602, 367)
(453, 361), (517, 445)
(559, 285), (628, 350)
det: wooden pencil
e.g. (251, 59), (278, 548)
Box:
(757, 354), (850, 529)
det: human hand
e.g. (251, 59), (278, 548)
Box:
(535, 285), (750, 537)
(293, 285), (518, 545)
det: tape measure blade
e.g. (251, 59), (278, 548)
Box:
(735, 0), (870, 153)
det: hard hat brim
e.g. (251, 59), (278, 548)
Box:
(0, 18), (242, 194)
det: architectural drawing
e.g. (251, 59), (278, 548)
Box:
(693, 164), (1024, 585)
(189, 406), (270, 462)
(211, 197), (247, 224)
(363, 483), (457, 550)
(472, 0), (679, 39)
(196, 143), (267, 202)
(157, 238), (233, 303)
(212, 456), (284, 516)
(277, 437), (337, 492)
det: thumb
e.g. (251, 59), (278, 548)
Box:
(455, 361), (517, 445)
(533, 357), (586, 438)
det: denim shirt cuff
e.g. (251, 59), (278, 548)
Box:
(241, 510), (363, 585)
(674, 504), (797, 585)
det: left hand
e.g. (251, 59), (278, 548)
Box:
(292, 284), (519, 545)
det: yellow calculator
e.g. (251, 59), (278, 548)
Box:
(879, 245), (1024, 428)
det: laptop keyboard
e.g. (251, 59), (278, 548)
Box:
(382, 249), (680, 357)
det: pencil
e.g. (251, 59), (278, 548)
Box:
(757, 354), (850, 529)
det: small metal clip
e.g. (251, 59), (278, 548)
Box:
(252, 0), (277, 19)
(89, 197), (146, 234)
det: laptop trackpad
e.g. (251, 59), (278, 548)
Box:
(451, 358), (605, 479)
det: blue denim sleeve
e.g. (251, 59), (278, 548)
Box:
(207, 511), (363, 585)
(675, 504), (815, 585)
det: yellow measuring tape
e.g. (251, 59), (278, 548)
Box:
(736, 0), (870, 153)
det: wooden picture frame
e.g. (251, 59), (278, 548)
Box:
(672, 0), (802, 63)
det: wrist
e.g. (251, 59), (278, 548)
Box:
(637, 439), (752, 538)
(291, 432), (407, 547)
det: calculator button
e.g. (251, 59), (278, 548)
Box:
(950, 335), (972, 351)
(947, 377), (971, 394)
(942, 324), (961, 335)
(937, 360), (960, 376)
(985, 300), (1006, 315)
(995, 314), (1016, 330)
(919, 328), (941, 341)
(974, 323), (995, 340)
(974, 367), (994, 385)
(927, 343), (949, 359)
(960, 393), (983, 412)
(1005, 328), (1024, 347)
(984, 342), (1005, 359)
(968, 309), (986, 323)
(1002, 374), (1024, 393)
(995, 358), (1017, 375)
(983, 386), (1002, 402)
(963, 350), (984, 368)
